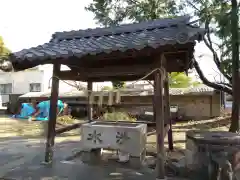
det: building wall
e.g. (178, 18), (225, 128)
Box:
(40, 64), (109, 92)
(0, 70), (44, 94)
(116, 93), (221, 120)
(0, 65), (88, 105)
(40, 64), (81, 92)
(210, 93), (221, 117)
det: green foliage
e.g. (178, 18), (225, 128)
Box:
(192, 81), (202, 87)
(169, 72), (191, 88)
(85, 1), (204, 89)
(85, 0), (181, 26)
(0, 36), (12, 71)
(101, 86), (113, 90)
(86, 0), (185, 88)
(85, 0), (239, 93)
(112, 81), (125, 89)
(181, 0), (239, 82)
(169, 72), (198, 88)
(0, 36), (10, 61)
(102, 111), (136, 121)
(57, 115), (75, 124)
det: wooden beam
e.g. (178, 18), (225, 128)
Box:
(58, 64), (155, 81)
(58, 58), (188, 82)
(58, 73), (154, 82)
(154, 56), (165, 179)
(44, 63), (60, 163)
(87, 81), (93, 121)
(55, 123), (82, 135)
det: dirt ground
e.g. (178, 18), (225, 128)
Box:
(0, 115), (231, 180)
(0, 115), (230, 161)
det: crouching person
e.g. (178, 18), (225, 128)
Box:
(57, 100), (69, 116)
(29, 100), (49, 121)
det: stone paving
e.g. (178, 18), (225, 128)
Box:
(0, 136), (153, 180)
(0, 136), (189, 180)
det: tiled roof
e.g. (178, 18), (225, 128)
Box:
(169, 86), (215, 95)
(19, 86), (215, 99)
(19, 90), (86, 98)
(118, 86), (215, 96)
(52, 16), (192, 41)
(10, 15), (205, 69)
(19, 92), (46, 98)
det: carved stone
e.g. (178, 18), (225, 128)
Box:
(81, 121), (147, 166)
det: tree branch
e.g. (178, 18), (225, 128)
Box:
(186, 0), (200, 12)
(217, 82), (232, 88)
(193, 58), (232, 95)
(203, 19), (232, 83)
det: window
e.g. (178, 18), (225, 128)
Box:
(0, 83), (12, 94)
(29, 83), (41, 92)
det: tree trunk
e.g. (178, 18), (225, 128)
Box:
(229, 0), (239, 132)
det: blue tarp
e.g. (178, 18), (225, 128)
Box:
(12, 100), (64, 121)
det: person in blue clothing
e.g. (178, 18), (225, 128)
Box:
(29, 99), (68, 121)
(12, 102), (35, 119)
(21, 103), (35, 117)
(57, 100), (64, 115)
(29, 100), (50, 121)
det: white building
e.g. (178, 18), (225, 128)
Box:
(0, 64), (114, 105)
(0, 65), (86, 104)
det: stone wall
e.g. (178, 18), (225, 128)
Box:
(116, 93), (221, 120)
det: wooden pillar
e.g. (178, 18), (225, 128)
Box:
(164, 74), (173, 150)
(87, 81), (93, 121)
(154, 61), (165, 179)
(44, 63), (60, 163)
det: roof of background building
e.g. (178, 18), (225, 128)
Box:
(19, 85), (216, 99)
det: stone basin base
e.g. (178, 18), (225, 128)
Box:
(81, 148), (146, 168)
(185, 130), (240, 179)
(81, 121), (147, 168)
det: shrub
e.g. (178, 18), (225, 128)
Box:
(57, 115), (75, 124)
(102, 111), (136, 122)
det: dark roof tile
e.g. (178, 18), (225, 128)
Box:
(10, 15), (205, 68)
(52, 16), (191, 41)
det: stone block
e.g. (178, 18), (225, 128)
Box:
(81, 122), (147, 157)
(186, 130), (240, 179)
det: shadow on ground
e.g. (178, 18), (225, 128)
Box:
(0, 136), (160, 180)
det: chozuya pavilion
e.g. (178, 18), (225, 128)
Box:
(8, 15), (205, 179)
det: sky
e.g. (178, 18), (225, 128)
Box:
(0, 0), (224, 83)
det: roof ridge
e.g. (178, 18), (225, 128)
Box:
(51, 15), (191, 42)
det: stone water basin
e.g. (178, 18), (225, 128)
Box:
(185, 130), (240, 171)
(81, 121), (147, 157)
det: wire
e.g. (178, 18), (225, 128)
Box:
(48, 76), (86, 91)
